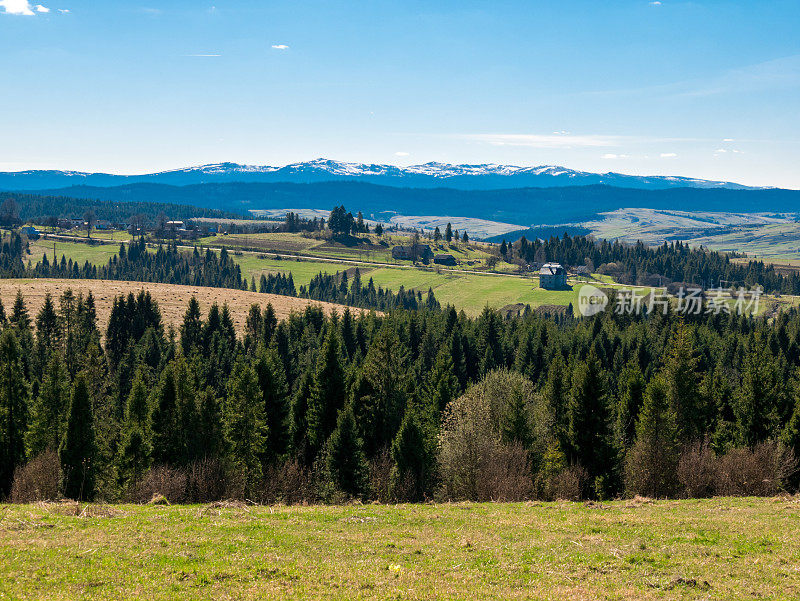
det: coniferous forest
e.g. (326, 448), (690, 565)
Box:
(2, 228), (800, 503)
(2, 282), (800, 503)
(20, 236), (439, 312)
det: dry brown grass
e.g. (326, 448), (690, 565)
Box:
(0, 278), (367, 334)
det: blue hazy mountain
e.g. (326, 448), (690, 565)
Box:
(25, 181), (800, 229)
(0, 159), (766, 192)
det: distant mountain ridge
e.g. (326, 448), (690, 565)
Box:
(0, 158), (767, 191)
(28, 181), (800, 232)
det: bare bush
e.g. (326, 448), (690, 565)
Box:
(276, 459), (315, 505)
(714, 443), (795, 497)
(186, 457), (227, 503)
(257, 459), (316, 505)
(10, 450), (60, 503)
(368, 448), (393, 503)
(476, 441), (535, 502)
(547, 464), (588, 501)
(126, 465), (188, 503)
(677, 440), (716, 498)
(675, 441), (798, 498)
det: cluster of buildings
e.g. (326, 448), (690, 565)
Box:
(390, 243), (568, 289)
(391, 244), (457, 266)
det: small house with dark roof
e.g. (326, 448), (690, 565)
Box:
(392, 244), (434, 262)
(539, 262), (567, 290)
(434, 253), (457, 266)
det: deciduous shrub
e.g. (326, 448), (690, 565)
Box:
(126, 465), (188, 503)
(714, 443), (796, 496)
(437, 379), (535, 501)
(10, 450), (60, 503)
(677, 439), (716, 498)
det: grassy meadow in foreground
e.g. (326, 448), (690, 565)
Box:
(2, 497), (800, 600)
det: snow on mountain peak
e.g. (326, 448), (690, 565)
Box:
(1, 158), (763, 191)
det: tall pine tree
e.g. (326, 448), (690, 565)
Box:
(0, 330), (28, 497)
(60, 374), (96, 500)
(306, 327), (346, 459)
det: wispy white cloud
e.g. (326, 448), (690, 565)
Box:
(601, 153), (630, 159)
(394, 151), (410, 157)
(57, 7), (68, 12)
(660, 152), (678, 158)
(272, 44), (289, 50)
(34, 4), (48, 12)
(714, 148), (743, 156)
(649, 1), (661, 5)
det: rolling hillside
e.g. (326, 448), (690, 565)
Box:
(0, 279), (362, 334)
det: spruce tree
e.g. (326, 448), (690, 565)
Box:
(150, 364), (179, 465)
(116, 428), (151, 494)
(8, 291), (34, 380)
(566, 356), (614, 497)
(289, 366), (313, 464)
(25, 353), (69, 458)
(500, 384), (532, 448)
(254, 344), (289, 463)
(306, 328), (346, 458)
(624, 375), (681, 498)
(615, 361), (645, 448)
(541, 353), (569, 447)
(326, 404), (367, 498)
(351, 324), (408, 458)
(262, 303), (277, 346)
(0, 330), (28, 496)
(223, 358), (268, 494)
(389, 409), (430, 501)
(173, 356), (200, 464)
(60, 374), (96, 500)
(425, 347), (460, 414)
(116, 365), (153, 491)
(10, 289), (30, 330)
(662, 322), (703, 439)
(34, 293), (60, 378)
(180, 296), (203, 356)
(781, 391), (800, 490)
(735, 339), (780, 447)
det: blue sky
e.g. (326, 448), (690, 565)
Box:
(1, 0), (799, 188)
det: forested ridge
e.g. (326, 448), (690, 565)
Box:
(2, 284), (800, 503)
(1, 192), (240, 224)
(13, 235), (439, 312)
(507, 234), (795, 293)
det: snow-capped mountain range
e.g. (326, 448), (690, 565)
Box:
(0, 158), (765, 191)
